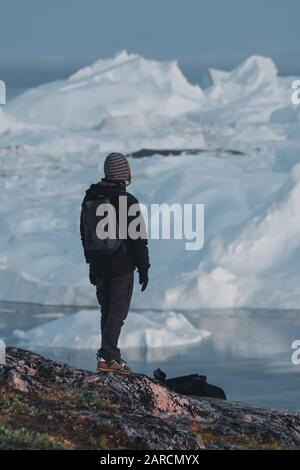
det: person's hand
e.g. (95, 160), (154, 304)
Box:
(89, 265), (97, 286)
(139, 270), (149, 292)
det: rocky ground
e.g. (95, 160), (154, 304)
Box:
(1, 347), (300, 450)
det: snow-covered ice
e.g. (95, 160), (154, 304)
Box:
(6, 50), (205, 129)
(0, 50), (300, 308)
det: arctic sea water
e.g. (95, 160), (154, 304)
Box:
(1, 301), (300, 411)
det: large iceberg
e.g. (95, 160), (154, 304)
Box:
(6, 50), (205, 129)
(164, 164), (300, 308)
(0, 51), (299, 309)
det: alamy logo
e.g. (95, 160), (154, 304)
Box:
(0, 339), (6, 365)
(0, 80), (6, 105)
(291, 80), (300, 105)
(291, 340), (300, 365)
(94, 197), (204, 251)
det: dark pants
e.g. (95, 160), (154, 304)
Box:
(96, 272), (134, 362)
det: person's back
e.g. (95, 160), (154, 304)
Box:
(80, 153), (150, 374)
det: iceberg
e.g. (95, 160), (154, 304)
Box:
(6, 50), (205, 129)
(189, 55), (288, 124)
(0, 51), (300, 309)
(16, 309), (211, 361)
(164, 164), (300, 308)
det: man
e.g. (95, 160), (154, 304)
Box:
(80, 152), (150, 375)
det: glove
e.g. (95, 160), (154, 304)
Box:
(139, 270), (149, 292)
(89, 265), (97, 286)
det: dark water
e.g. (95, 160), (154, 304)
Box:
(1, 301), (300, 411)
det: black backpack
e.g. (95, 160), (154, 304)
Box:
(81, 195), (122, 256)
(153, 368), (226, 400)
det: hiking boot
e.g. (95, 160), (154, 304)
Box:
(97, 358), (131, 375)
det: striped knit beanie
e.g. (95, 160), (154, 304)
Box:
(104, 152), (131, 182)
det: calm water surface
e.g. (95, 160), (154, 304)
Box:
(1, 301), (299, 411)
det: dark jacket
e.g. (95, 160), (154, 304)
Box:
(80, 180), (150, 278)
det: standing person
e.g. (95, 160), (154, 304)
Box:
(80, 153), (150, 375)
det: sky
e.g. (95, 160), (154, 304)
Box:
(0, 0), (299, 87)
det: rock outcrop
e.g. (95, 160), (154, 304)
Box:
(1, 347), (300, 450)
